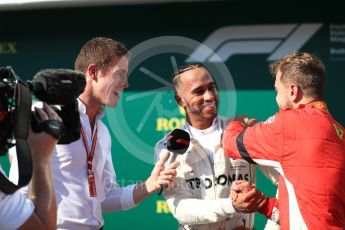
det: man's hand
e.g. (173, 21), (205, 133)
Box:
(28, 103), (62, 160)
(133, 150), (179, 204)
(227, 115), (257, 128)
(243, 116), (257, 127)
(145, 150), (179, 193)
(230, 180), (267, 213)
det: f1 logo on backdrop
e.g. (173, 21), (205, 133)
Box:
(186, 23), (323, 63)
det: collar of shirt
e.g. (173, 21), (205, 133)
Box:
(186, 116), (219, 137)
(77, 98), (106, 120)
(184, 116), (222, 165)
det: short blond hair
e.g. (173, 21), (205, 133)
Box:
(74, 37), (128, 74)
(270, 52), (326, 98)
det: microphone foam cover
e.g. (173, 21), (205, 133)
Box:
(167, 129), (190, 155)
(33, 69), (86, 105)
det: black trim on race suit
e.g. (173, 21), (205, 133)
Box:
(236, 132), (256, 164)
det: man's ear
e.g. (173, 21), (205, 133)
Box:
(87, 64), (97, 80)
(175, 94), (185, 107)
(290, 83), (302, 102)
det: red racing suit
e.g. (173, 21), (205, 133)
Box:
(223, 101), (345, 230)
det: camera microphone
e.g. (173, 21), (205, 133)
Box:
(30, 69), (86, 105)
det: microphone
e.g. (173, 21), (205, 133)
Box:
(29, 69), (86, 105)
(158, 128), (190, 195)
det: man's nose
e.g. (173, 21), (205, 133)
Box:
(123, 77), (129, 88)
(204, 89), (215, 100)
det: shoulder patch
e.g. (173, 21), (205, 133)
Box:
(314, 101), (329, 113)
(333, 123), (344, 140)
(265, 115), (276, 124)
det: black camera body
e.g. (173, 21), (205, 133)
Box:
(0, 66), (86, 156)
(0, 66), (86, 194)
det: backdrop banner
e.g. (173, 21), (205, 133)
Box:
(0, 2), (344, 229)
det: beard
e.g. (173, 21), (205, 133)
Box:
(185, 103), (217, 120)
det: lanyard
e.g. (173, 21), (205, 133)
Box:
(80, 126), (98, 197)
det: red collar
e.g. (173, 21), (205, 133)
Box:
(279, 101), (329, 113)
(298, 100), (329, 113)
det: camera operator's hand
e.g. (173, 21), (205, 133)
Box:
(28, 103), (62, 159)
(18, 103), (60, 230)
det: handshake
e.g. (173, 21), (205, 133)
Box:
(230, 180), (270, 215)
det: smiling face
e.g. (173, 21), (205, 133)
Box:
(94, 55), (129, 108)
(175, 67), (218, 129)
